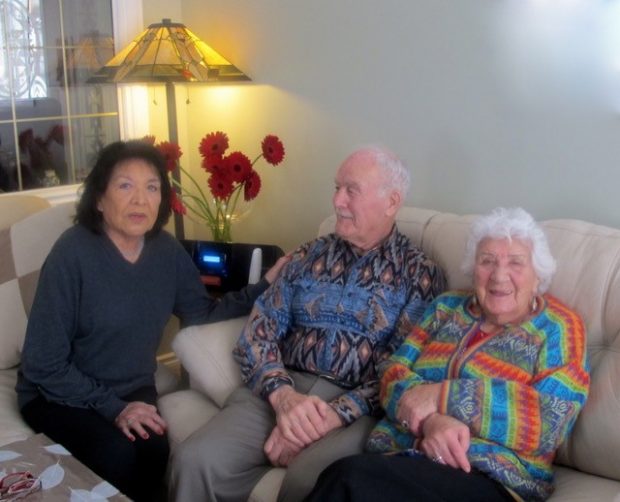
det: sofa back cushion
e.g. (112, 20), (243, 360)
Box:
(541, 219), (620, 481)
(0, 195), (50, 229)
(0, 203), (74, 369)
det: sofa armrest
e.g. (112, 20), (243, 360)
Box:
(172, 316), (248, 408)
(158, 389), (221, 448)
(154, 362), (180, 396)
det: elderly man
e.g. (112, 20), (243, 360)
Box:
(170, 146), (446, 502)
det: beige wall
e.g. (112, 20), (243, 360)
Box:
(140, 1), (620, 252)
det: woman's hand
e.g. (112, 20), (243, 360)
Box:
(114, 401), (167, 441)
(419, 413), (471, 472)
(397, 382), (442, 435)
(264, 253), (293, 284)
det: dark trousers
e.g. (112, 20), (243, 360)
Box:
(21, 386), (169, 502)
(305, 453), (516, 502)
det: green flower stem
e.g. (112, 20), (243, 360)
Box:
(170, 177), (214, 223)
(177, 165), (216, 222)
(228, 184), (244, 221)
(177, 192), (212, 221)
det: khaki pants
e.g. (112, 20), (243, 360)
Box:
(169, 371), (376, 502)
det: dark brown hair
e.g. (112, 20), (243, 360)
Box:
(75, 140), (171, 235)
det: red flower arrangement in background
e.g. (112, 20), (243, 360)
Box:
(150, 131), (285, 242)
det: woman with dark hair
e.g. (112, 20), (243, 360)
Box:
(16, 140), (288, 501)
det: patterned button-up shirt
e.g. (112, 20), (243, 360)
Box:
(233, 226), (446, 424)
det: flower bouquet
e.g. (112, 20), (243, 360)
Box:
(153, 131), (285, 242)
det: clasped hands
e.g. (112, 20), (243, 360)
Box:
(265, 386), (342, 467)
(114, 401), (167, 442)
(397, 383), (471, 473)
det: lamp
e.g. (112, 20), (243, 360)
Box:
(89, 18), (250, 238)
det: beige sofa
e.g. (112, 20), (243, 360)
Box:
(0, 195), (179, 448)
(161, 207), (620, 502)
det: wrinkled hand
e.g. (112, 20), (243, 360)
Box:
(264, 426), (303, 467)
(419, 413), (471, 472)
(264, 253), (293, 284)
(268, 386), (342, 448)
(114, 401), (167, 442)
(397, 383), (442, 435)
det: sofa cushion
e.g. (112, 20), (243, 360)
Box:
(0, 203), (74, 370)
(418, 212), (475, 290)
(0, 195), (50, 229)
(172, 316), (248, 408)
(551, 465), (620, 501)
(0, 249), (28, 369)
(249, 468), (286, 502)
(543, 220), (620, 482)
(158, 389), (220, 447)
(0, 369), (33, 446)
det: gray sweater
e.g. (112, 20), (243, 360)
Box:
(17, 225), (268, 421)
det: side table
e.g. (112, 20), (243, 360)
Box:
(0, 433), (131, 500)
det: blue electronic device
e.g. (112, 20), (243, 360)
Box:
(181, 240), (283, 292)
(199, 249), (227, 271)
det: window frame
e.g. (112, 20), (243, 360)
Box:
(0, 0), (144, 204)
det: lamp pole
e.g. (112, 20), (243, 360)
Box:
(165, 81), (184, 239)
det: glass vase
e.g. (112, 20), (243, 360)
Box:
(208, 219), (233, 243)
(207, 198), (252, 242)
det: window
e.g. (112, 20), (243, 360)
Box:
(0, 0), (120, 193)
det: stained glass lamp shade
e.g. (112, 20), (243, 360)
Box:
(89, 18), (250, 84)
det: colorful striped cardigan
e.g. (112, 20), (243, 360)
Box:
(367, 291), (590, 501)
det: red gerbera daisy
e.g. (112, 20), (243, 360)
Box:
(202, 154), (228, 175)
(199, 131), (229, 158)
(225, 151), (252, 183)
(261, 135), (285, 165)
(243, 170), (262, 201)
(170, 190), (186, 215)
(208, 171), (234, 199)
(157, 141), (183, 172)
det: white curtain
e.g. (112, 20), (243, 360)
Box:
(112, 0), (150, 140)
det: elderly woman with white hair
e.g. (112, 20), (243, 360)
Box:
(306, 207), (590, 502)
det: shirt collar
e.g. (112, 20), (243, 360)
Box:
(343, 224), (398, 258)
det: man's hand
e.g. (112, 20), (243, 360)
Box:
(264, 426), (303, 467)
(265, 391), (344, 466)
(397, 383), (442, 435)
(419, 413), (471, 472)
(268, 386), (343, 447)
(114, 401), (167, 442)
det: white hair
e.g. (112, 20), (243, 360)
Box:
(360, 145), (411, 199)
(461, 207), (557, 294)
